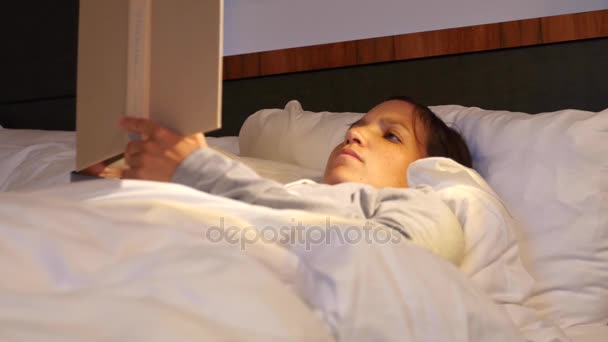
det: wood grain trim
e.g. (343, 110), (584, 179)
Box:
(223, 9), (608, 80)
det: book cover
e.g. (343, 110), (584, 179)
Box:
(76, 0), (223, 170)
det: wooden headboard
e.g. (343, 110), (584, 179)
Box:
(223, 10), (608, 80)
(1, 7), (606, 136)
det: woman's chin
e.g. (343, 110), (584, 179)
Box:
(323, 168), (358, 185)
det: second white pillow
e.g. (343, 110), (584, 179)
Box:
(239, 100), (362, 171)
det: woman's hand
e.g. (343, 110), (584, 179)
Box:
(80, 161), (122, 178)
(120, 117), (208, 181)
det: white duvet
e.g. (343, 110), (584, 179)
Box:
(0, 180), (523, 341)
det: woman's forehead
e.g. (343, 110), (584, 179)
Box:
(366, 100), (416, 123)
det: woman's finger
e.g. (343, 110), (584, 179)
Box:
(99, 167), (122, 179)
(125, 139), (145, 154)
(121, 167), (140, 180)
(125, 151), (144, 169)
(80, 162), (108, 176)
(124, 140), (145, 165)
(122, 152), (150, 179)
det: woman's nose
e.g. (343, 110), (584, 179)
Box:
(345, 128), (365, 146)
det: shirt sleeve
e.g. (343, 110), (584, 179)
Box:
(367, 187), (465, 265)
(172, 148), (464, 264)
(171, 147), (334, 212)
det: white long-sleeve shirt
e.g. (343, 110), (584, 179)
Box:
(172, 147), (464, 264)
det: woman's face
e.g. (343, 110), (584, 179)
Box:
(323, 100), (426, 188)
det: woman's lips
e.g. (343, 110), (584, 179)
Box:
(339, 148), (362, 162)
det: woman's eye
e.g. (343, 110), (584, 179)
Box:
(384, 132), (401, 143)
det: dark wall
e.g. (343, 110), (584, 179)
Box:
(0, 1), (79, 129)
(218, 37), (608, 136)
(1, 2), (607, 135)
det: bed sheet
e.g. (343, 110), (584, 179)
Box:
(0, 128), (322, 192)
(0, 179), (524, 341)
(564, 324), (608, 342)
(0, 129), (75, 191)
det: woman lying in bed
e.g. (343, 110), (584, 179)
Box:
(92, 96), (473, 264)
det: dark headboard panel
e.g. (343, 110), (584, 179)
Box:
(215, 38), (608, 136)
(0, 38), (608, 136)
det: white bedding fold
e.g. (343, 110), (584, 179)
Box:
(0, 180), (524, 341)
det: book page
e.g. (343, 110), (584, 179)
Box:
(76, 0), (223, 171)
(149, 0), (223, 135)
(126, 0), (151, 120)
(76, 0), (130, 170)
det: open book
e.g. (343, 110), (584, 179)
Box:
(75, 0), (223, 171)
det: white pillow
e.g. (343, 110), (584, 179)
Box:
(211, 147), (323, 184)
(408, 157), (567, 341)
(431, 105), (608, 328)
(207, 136), (240, 155)
(238, 100), (608, 328)
(239, 100), (362, 171)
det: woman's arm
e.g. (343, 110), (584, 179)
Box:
(120, 117), (334, 211)
(172, 147), (291, 203)
(370, 188), (465, 265)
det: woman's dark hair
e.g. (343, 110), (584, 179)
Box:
(384, 96), (473, 168)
